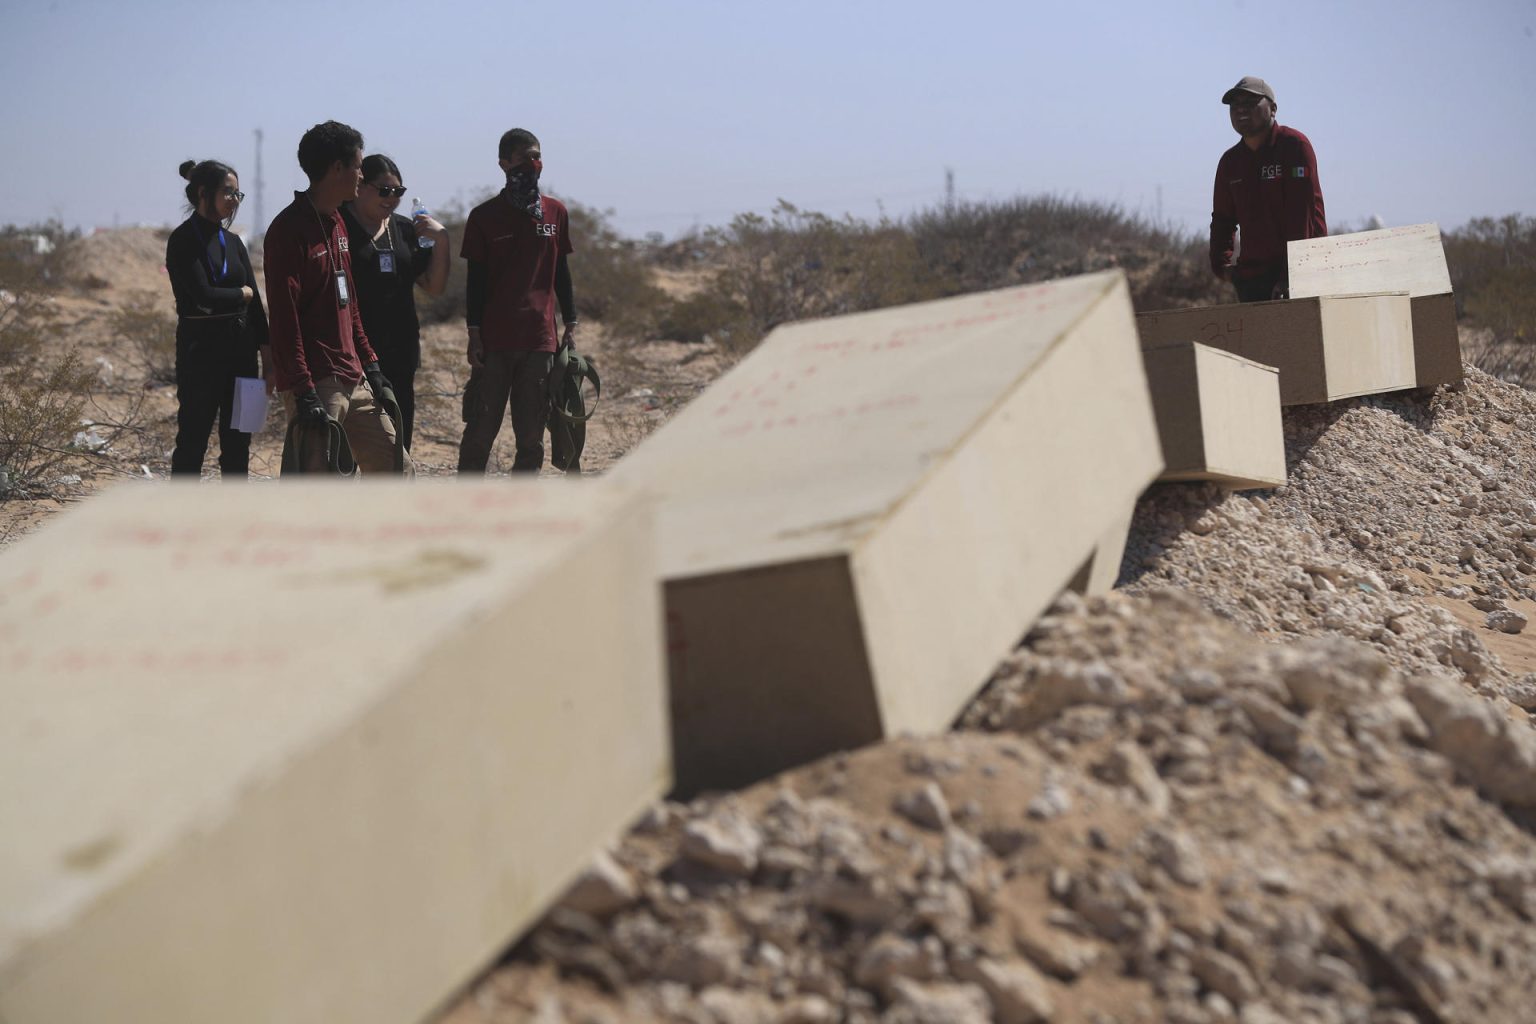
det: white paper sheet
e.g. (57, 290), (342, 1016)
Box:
(231, 377), (268, 434)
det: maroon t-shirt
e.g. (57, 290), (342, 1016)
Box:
(1209, 124), (1327, 281)
(263, 192), (378, 392)
(460, 192), (573, 353)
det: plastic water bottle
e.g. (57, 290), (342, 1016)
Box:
(411, 198), (434, 248)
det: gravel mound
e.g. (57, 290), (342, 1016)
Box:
(439, 367), (1536, 1024)
(1122, 367), (1536, 712)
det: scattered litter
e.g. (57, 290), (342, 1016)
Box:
(71, 428), (108, 452)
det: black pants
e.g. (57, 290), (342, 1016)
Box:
(171, 337), (258, 478)
(1232, 269), (1285, 304)
(374, 347), (417, 452)
(458, 350), (557, 474)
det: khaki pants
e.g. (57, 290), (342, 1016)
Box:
(281, 376), (411, 476)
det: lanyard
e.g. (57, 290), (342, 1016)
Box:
(191, 217), (229, 283)
(310, 200), (351, 308)
(312, 205), (340, 274)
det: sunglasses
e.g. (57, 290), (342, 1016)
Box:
(369, 184), (407, 198)
(220, 188), (246, 202)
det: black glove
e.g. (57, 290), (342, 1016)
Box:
(363, 361), (392, 399)
(296, 387), (329, 425)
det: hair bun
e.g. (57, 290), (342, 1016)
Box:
(179, 159), (197, 180)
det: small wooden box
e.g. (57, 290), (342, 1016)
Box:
(1136, 293), (1415, 406)
(1142, 342), (1285, 489)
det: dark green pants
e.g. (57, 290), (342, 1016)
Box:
(458, 350), (556, 474)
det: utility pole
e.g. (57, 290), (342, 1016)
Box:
(944, 167), (956, 216)
(253, 128), (265, 235)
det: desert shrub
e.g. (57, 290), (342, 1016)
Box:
(0, 223), (98, 497)
(1465, 266), (1536, 343)
(647, 196), (1239, 352)
(907, 195), (1225, 311)
(1129, 240), (1232, 311)
(686, 201), (939, 353)
(1445, 215), (1536, 344)
(1462, 329), (1536, 387)
(565, 201), (668, 340)
(0, 222), (76, 366)
(0, 350), (95, 498)
(656, 289), (751, 345)
(109, 290), (178, 385)
(650, 228), (721, 270)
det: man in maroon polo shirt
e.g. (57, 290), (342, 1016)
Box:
(457, 128), (578, 474)
(264, 120), (407, 474)
(1210, 76), (1327, 303)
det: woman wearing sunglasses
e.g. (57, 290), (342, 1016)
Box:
(340, 154), (449, 452)
(164, 158), (271, 478)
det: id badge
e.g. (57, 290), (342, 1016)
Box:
(335, 270), (350, 307)
(378, 251), (395, 274)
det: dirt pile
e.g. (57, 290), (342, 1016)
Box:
(65, 226), (173, 296)
(1122, 368), (1536, 712)
(439, 368), (1536, 1024)
(444, 591), (1536, 1024)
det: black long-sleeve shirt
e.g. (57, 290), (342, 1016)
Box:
(165, 213), (268, 352)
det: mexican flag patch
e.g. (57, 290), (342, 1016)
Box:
(1290, 166), (1307, 178)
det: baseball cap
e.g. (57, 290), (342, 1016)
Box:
(1222, 76), (1276, 105)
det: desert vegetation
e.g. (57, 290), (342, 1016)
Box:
(0, 222), (95, 499)
(573, 198), (1533, 372)
(2, 198), (1532, 504)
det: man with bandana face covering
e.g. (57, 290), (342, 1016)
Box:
(457, 128), (578, 474)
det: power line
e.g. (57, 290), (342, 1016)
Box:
(252, 128), (265, 235)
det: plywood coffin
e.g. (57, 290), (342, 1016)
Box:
(614, 270), (1164, 794)
(1288, 222), (1462, 388)
(1142, 342), (1286, 489)
(0, 481), (667, 1024)
(1136, 293), (1416, 406)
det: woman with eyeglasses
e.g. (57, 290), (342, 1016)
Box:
(164, 158), (272, 478)
(340, 154), (448, 452)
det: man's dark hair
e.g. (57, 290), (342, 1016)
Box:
(297, 120), (364, 181)
(498, 129), (539, 160)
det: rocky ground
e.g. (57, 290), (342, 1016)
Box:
(5, 229), (1535, 1024)
(437, 374), (1536, 1023)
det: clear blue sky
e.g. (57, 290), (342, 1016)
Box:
(3, 0), (1534, 241)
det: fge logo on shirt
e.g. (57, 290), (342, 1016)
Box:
(535, 222), (558, 239)
(1260, 164), (1283, 181)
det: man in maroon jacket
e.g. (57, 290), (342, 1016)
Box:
(1210, 76), (1327, 303)
(264, 120), (407, 473)
(457, 128), (578, 475)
